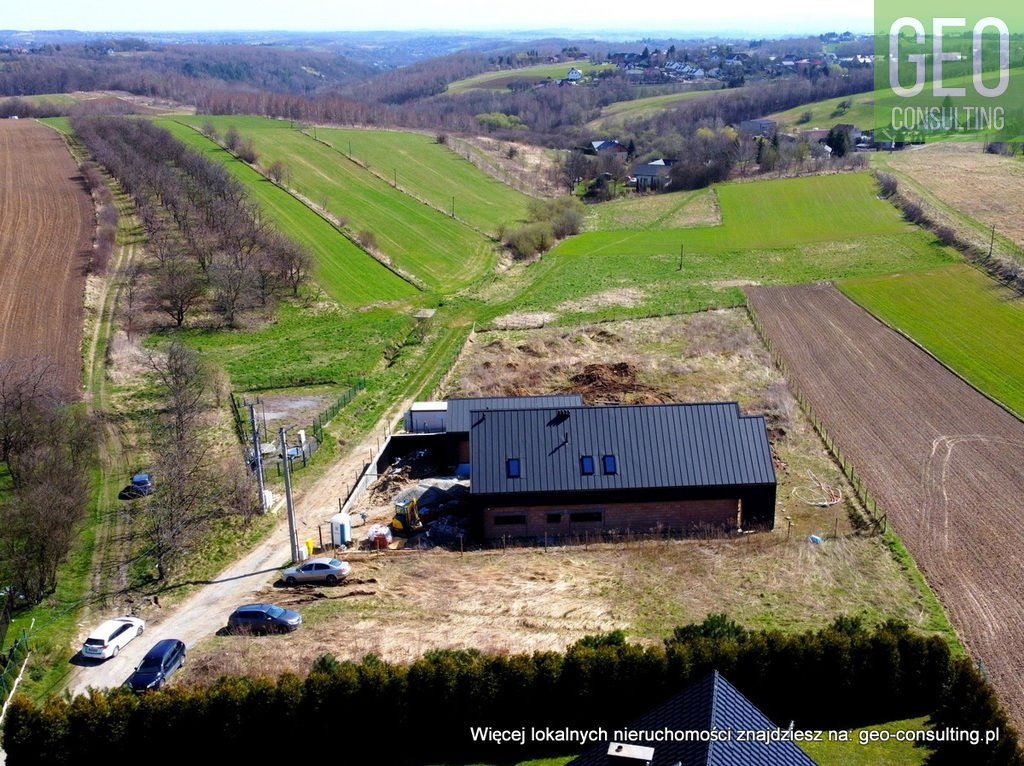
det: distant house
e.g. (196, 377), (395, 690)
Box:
(569, 671), (819, 766)
(633, 162), (671, 191)
(738, 118), (777, 137)
(590, 139), (629, 154)
(797, 127), (830, 143)
(566, 67), (583, 82)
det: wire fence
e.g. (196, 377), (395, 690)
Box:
(311, 379), (366, 443)
(745, 303), (887, 534)
(0, 630), (29, 712)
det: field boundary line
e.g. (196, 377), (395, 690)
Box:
(169, 120), (426, 293)
(838, 280), (1024, 424)
(745, 287), (963, 651)
(300, 127), (499, 241)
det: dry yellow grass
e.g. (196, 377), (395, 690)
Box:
(877, 143), (1024, 248)
(179, 312), (941, 684)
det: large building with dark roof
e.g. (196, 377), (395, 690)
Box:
(467, 400), (776, 538)
(569, 670), (818, 766)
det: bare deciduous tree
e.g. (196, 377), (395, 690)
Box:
(150, 256), (205, 327)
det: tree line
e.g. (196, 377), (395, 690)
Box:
(70, 115), (311, 328)
(3, 615), (1020, 764)
(0, 360), (94, 606)
(0, 43), (367, 103)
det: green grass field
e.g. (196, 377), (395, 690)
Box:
(447, 62), (614, 93)
(489, 174), (955, 325)
(174, 302), (416, 392)
(842, 264), (1024, 416)
(586, 88), (720, 129)
(584, 187), (719, 231)
(799, 717), (930, 766)
(312, 127), (533, 235)
(158, 120), (417, 306)
(768, 92), (878, 132)
(2, 93), (78, 107)
(165, 116), (496, 291)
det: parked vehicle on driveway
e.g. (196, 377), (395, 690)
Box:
(81, 616), (145, 660)
(119, 472), (155, 500)
(227, 604), (302, 634)
(126, 638), (186, 692)
(282, 557), (351, 585)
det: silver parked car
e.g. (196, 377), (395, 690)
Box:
(281, 557), (351, 585)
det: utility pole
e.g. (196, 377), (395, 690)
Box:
(451, 196), (455, 218)
(678, 244), (684, 271)
(279, 426), (300, 563)
(247, 400), (267, 512)
(989, 224), (996, 260)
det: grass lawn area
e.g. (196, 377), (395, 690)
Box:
(491, 174), (955, 325)
(314, 127), (532, 236)
(173, 301), (416, 392)
(800, 717), (931, 766)
(158, 120), (417, 306)
(842, 264), (1024, 417)
(164, 116), (496, 292)
(447, 62), (614, 93)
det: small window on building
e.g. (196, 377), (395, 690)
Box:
(602, 454), (617, 475)
(546, 513), (562, 524)
(494, 514), (527, 526)
(506, 458), (521, 479)
(580, 455), (595, 475)
(570, 510), (603, 523)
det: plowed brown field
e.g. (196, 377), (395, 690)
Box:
(747, 282), (1024, 730)
(0, 120), (92, 395)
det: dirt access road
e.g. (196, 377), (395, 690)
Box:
(65, 406), (399, 697)
(746, 282), (1024, 731)
(0, 119), (93, 395)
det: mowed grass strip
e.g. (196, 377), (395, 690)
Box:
(447, 61), (614, 93)
(315, 127), (532, 235)
(842, 264), (1024, 417)
(157, 120), (416, 306)
(173, 116), (495, 291)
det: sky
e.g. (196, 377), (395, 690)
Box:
(3, 0), (874, 36)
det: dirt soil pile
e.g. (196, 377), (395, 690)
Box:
(562, 361), (671, 405)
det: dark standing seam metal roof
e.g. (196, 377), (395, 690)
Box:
(568, 671), (819, 766)
(469, 403), (775, 496)
(446, 395), (583, 434)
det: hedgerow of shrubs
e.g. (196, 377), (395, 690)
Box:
(3, 616), (1021, 765)
(502, 196), (584, 259)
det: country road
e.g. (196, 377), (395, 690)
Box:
(64, 402), (406, 697)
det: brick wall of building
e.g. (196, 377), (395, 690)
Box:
(483, 498), (739, 539)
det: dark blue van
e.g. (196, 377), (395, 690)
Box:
(126, 638), (186, 692)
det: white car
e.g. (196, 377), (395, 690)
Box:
(81, 616), (146, 660)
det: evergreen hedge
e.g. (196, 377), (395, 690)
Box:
(3, 616), (1020, 764)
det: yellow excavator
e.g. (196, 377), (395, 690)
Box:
(391, 497), (423, 536)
